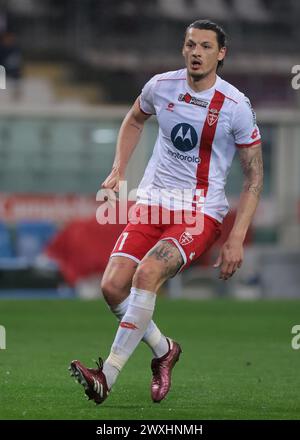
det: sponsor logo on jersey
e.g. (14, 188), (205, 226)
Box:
(207, 108), (220, 126)
(189, 252), (196, 260)
(167, 148), (200, 163)
(179, 231), (194, 246)
(166, 102), (175, 112)
(178, 93), (208, 108)
(251, 127), (259, 139)
(171, 123), (198, 152)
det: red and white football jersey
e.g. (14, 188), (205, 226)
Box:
(137, 68), (261, 222)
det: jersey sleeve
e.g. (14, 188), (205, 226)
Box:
(232, 96), (261, 148)
(139, 75), (159, 115)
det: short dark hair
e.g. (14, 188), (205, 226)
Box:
(185, 19), (227, 69)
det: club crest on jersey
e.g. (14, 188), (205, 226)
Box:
(179, 231), (194, 246)
(207, 108), (220, 126)
(178, 93), (208, 108)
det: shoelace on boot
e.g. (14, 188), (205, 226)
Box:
(95, 357), (104, 371)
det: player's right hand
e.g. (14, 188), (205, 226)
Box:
(101, 167), (124, 193)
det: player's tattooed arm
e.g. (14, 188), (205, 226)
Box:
(239, 144), (263, 198)
(129, 122), (142, 131)
(214, 144), (263, 280)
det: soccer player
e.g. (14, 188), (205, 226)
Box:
(69, 20), (263, 405)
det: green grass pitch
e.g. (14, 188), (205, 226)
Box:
(0, 298), (300, 420)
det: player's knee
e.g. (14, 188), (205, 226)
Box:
(101, 277), (128, 305)
(132, 262), (162, 291)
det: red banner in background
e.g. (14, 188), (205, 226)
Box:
(0, 193), (98, 223)
(0, 193), (295, 225)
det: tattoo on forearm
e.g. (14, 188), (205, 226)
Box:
(239, 146), (263, 197)
(129, 122), (142, 131)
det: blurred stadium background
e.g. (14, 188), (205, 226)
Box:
(0, 0), (299, 300)
(1, 0), (300, 422)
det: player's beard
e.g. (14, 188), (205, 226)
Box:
(189, 65), (215, 82)
(190, 72), (206, 81)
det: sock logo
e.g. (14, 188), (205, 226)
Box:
(120, 322), (138, 330)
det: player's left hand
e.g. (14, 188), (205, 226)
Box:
(213, 239), (244, 280)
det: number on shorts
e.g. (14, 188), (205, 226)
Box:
(118, 232), (129, 251)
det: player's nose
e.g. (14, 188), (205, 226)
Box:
(192, 45), (203, 57)
(191, 52), (202, 63)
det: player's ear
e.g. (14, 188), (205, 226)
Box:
(182, 37), (187, 57)
(217, 46), (227, 62)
